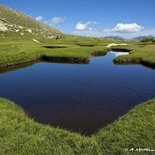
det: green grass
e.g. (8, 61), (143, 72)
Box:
(0, 39), (155, 154)
(112, 44), (155, 68)
(0, 98), (155, 154)
(1, 39), (155, 69)
(0, 40), (110, 68)
(1, 3), (155, 69)
(1, 4), (155, 154)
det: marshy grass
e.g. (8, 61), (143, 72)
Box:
(0, 40), (108, 69)
(112, 44), (155, 68)
(0, 98), (155, 154)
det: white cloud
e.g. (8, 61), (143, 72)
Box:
(73, 28), (155, 39)
(112, 23), (143, 33)
(75, 21), (99, 31)
(75, 22), (88, 30)
(36, 16), (43, 21)
(45, 17), (67, 26)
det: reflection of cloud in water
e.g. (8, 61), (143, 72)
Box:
(111, 51), (129, 57)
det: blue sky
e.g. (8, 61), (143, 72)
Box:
(1, 0), (155, 38)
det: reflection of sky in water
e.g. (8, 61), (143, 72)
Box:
(0, 51), (155, 135)
(111, 51), (129, 57)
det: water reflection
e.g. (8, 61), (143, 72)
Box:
(0, 51), (155, 135)
(111, 51), (129, 57)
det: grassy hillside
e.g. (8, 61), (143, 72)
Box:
(0, 5), (122, 69)
(0, 5), (124, 70)
(0, 98), (154, 154)
(1, 5), (155, 70)
(0, 5), (63, 40)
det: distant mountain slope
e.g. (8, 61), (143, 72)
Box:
(131, 35), (155, 41)
(104, 36), (125, 41)
(0, 5), (63, 40)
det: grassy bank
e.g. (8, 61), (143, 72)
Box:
(112, 44), (155, 68)
(1, 39), (155, 70)
(0, 40), (109, 69)
(0, 98), (154, 154)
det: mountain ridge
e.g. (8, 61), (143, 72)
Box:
(0, 5), (63, 40)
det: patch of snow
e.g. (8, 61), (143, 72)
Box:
(106, 43), (127, 48)
(21, 33), (24, 35)
(33, 39), (40, 43)
(16, 29), (19, 32)
(0, 21), (8, 31)
(48, 36), (55, 39)
(27, 29), (32, 33)
(18, 26), (23, 29)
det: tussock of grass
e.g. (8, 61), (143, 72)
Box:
(0, 41), (108, 69)
(1, 40), (155, 69)
(113, 44), (155, 68)
(94, 99), (155, 154)
(0, 98), (155, 154)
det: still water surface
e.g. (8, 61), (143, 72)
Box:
(0, 51), (155, 135)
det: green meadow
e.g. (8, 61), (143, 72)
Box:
(0, 38), (155, 154)
(1, 38), (155, 69)
(0, 37), (116, 68)
(113, 43), (155, 68)
(0, 98), (155, 154)
(0, 4), (155, 155)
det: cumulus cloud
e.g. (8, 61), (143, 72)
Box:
(112, 23), (143, 33)
(45, 17), (67, 26)
(75, 22), (88, 30)
(36, 16), (43, 21)
(73, 28), (155, 39)
(75, 21), (99, 31)
(73, 22), (155, 39)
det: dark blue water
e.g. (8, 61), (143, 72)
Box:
(0, 52), (155, 135)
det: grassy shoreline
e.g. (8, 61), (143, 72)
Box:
(0, 39), (155, 154)
(1, 4), (155, 154)
(0, 40), (109, 70)
(112, 44), (155, 68)
(0, 98), (155, 154)
(1, 40), (155, 70)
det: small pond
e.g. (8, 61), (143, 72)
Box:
(0, 51), (155, 135)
